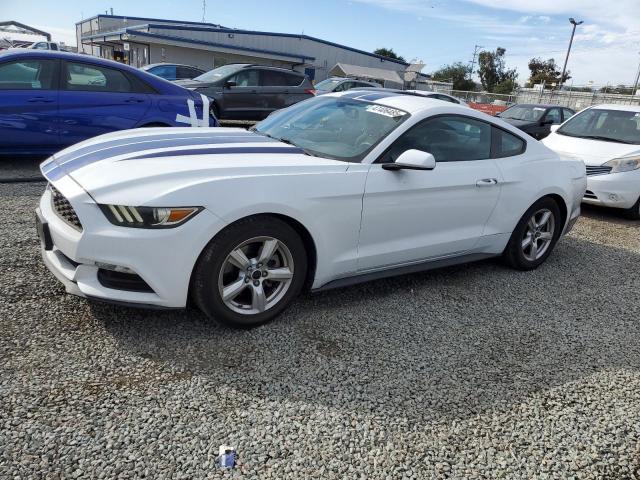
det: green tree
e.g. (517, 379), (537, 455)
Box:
(527, 57), (570, 88)
(477, 47), (518, 93)
(373, 47), (406, 63)
(431, 62), (476, 91)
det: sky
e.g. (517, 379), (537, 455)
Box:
(2, 0), (639, 86)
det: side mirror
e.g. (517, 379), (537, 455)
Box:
(541, 119), (554, 126)
(550, 124), (560, 133)
(224, 80), (237, 89)
(382, 149), (436, 171)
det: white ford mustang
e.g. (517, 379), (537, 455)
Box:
(37, 91), (586, 327)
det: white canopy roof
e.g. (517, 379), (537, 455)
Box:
(329, 63), (404, 85)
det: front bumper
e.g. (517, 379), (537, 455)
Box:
(584, 169), (640, 209)
(37, 178), (226, 308)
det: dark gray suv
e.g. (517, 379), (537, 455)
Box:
(176, 64), (315, 120)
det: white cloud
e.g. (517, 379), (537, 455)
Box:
(354, 0), (640, 85)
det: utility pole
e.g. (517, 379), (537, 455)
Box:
(559, 18), (583, 90)
(202, 0), (206, 22)
(469, 44), (484, 80)
(633, 52), (640, 96)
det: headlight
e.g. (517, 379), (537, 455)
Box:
(98, 205), (202, 228)
(603, 155), (640, 173)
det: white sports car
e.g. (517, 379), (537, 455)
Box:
(543, 104), (640, 219)
(37, 91), (586, 327)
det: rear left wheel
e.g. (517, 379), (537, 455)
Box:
(192, 216), (307, 328)
(503, 198), (563, 270)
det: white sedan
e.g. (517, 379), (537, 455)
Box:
(37, 90), (586, 327)
(543, 104), (640, 219)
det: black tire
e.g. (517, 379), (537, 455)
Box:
(192, 216), (307, 328)
(210, 102), (220, 121)
(503, 197), (563, 270)
(622, 196), (640, 220)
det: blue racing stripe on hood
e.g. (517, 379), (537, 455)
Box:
(41, 145), (304, 182)
(43, 133), (277, 181)
(122, 146), (305, 160)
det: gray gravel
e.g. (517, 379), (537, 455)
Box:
(1, 180), (640, 479)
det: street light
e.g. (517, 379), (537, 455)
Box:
(559, 18), (583, 90)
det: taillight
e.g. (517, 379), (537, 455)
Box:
(305, 89), (317, 95)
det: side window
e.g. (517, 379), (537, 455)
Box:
(0, 59), (56, 90)
(65, 62), (133, 93)
(150, 65), (176, 79)
(380, 115), (491, 163)
(433, 94), (456, 103)
(284, 73), (303, 86)
(334, 82), (347, 92)
(492, 127), (526, 158)
(260, 70), (289, 87)
(545, 108), (562, 124)
(50, 44), (59, 51)
(562, 108), (574, 121)
(177, 66), (200, 79)
(228, 69), (259, 87)
(33, 42), (48, 50)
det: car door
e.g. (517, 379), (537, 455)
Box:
(562, 108), (575, 122)
(0, 57), (60, 154)
(221, 68), (260, 119)
(539, 107), (562, 138)
(58, 60), (151, 147)
(358, 115), (501, 271)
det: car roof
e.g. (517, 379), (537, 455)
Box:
(590, 103), (640, 113)
(509, 103), (569, 109)
(143, 63), (203, 69)
(0, 49), (137, 71)
(331, 89), (471, 114)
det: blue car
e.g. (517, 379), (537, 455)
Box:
(0, 50), (217, 156)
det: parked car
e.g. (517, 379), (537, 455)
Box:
(175, 64), (315, 120)
(37, 90), (585, 327)
(354, 87), (468, 106)
(497, 104), (575, 140)
(140, 63), (205, 81)
(28, 41), (60, 51)
(314, 77), (381, 94)
(543, 104), (640, 219)
(0, 50), (217, 156)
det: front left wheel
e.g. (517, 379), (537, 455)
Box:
(192, 216), (307, 328)
(623, 195), (640, 220)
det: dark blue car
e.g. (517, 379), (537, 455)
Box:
(0, 50), (217, 156)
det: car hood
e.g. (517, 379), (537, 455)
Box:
(499, 118), (537, 129)
(40, 128), (349, 205)
(542, 132), (640, 166)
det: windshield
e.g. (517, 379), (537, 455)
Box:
(314, 78), (342, 91)
(194, 64), (244, 83)
(557, 108), (640, 144)
(500, 106), (546, 122)
(253, 96), (409, 162)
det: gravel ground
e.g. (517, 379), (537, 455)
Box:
(1, 178), (640, 479)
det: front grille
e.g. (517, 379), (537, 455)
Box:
(50, 185), (83, 231)
(584, 190), (598, 200)
(586, 165), (612, 176)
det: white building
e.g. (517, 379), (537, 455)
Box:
(75, 14), (408, 83)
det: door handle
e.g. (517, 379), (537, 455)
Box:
(283, 90), (290, 94)
(27, 97), (54, 103)
(476, 178), (498, 186)
(124, 97), (145, 103)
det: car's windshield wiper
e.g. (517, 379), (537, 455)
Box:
(561, 133), (636, 144)
(252, 131), (320, 157)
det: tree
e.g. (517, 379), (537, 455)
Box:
(527, 57), (570, 88)
(477, 47), (518, 93)
(431, 62), (476, 91)
(373, 48), (406, 63)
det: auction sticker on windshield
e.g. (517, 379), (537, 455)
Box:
(366, 105), (405, 117)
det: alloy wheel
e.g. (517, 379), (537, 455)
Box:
(218, 236), (294, 315)
(521, 208), (555, 262)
